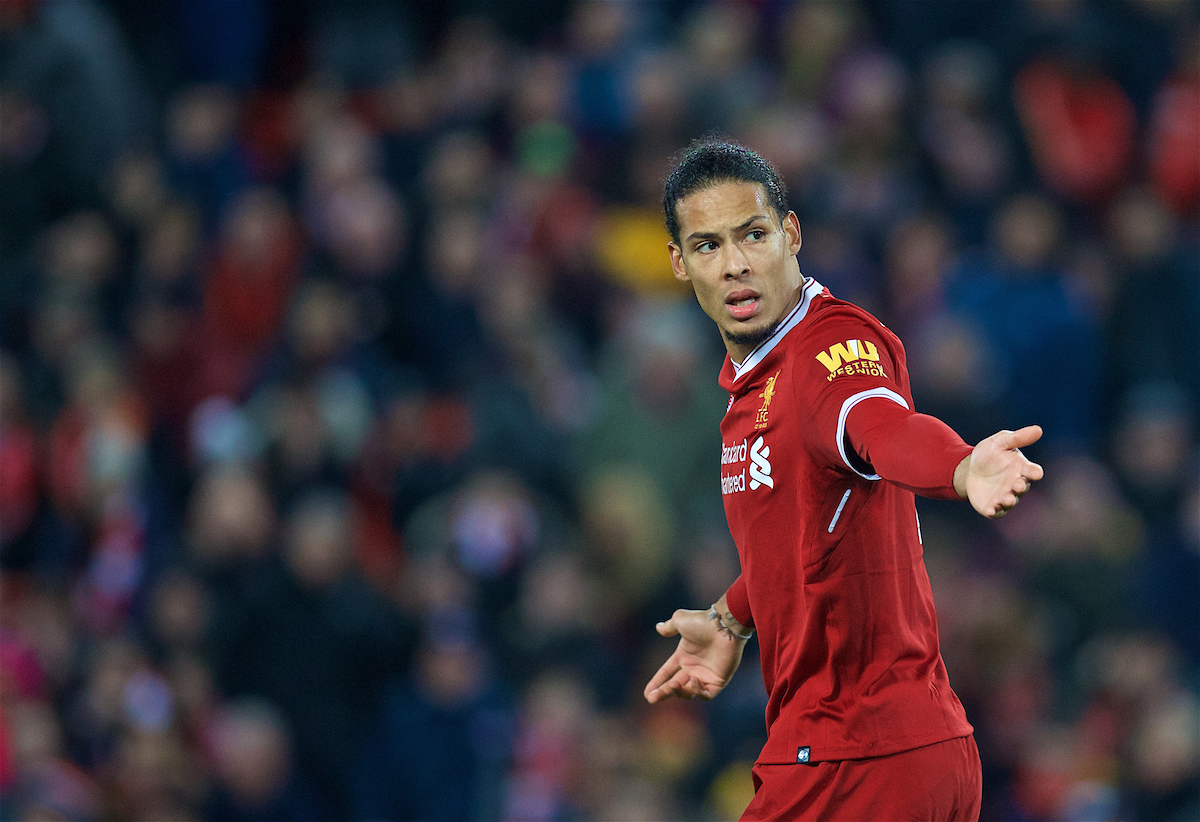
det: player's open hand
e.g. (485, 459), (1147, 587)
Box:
(644, 608), (747, 704)
(958, 425), (1045, 518)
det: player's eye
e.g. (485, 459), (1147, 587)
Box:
(697, 241), (718, 253)
(747, 229), (766, 241)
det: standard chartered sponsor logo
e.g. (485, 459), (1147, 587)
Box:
(721, 471), (745, 494)
(749, 436), (773, 489)
(721, 436), (774, 494)
(721, 439), (747, 465)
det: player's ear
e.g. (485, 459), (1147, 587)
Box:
(669, 242), (690, 283)
(784, 212), (802, 255)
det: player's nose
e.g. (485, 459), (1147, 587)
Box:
(721, 243), (751, 278)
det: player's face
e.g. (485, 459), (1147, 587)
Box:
(669, 181), (804, 363)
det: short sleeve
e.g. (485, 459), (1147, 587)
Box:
(793, 310), (910, 478)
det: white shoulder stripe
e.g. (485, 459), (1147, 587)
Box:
(731, 277), (823, 384)
(835, 387), (909, 480)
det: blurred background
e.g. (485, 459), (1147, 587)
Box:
(0, 0), (1197, 820)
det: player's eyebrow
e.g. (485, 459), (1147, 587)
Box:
(685, 215), (769, 243)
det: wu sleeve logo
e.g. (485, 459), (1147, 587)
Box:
(815, 339), (886, 382)
(749, 436), (773, 490)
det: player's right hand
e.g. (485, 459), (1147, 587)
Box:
(644, 608), (746, 703)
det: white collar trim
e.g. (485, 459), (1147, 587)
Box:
(731, 277), (822, 383)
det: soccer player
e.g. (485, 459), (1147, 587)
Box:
(643, 139), (1044, 821)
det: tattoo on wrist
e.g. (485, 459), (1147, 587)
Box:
(708, 606), (753, 641)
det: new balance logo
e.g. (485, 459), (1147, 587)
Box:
(749, 436), (773, 490)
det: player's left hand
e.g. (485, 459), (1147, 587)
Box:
(957, 425), (1045, 518)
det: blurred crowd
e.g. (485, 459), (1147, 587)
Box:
(0, 0), (1197, 820)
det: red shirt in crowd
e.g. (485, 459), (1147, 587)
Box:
(719, 277), (975, 765)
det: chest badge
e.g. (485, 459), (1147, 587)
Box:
(754, 370), (781, 430)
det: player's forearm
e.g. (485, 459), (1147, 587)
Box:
(713, 592), (752, 638)
(846, 402), (973, 500)
(952, 453), (971, 500)
(722, 575), (754, 630)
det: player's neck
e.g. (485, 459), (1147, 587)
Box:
(725, 278), (807, 366)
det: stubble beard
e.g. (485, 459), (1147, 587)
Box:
(723, 317), (782, 350)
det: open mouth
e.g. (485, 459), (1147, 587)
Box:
(726, 290), (760, 321)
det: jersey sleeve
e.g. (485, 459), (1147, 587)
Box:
(843, 401), (972, 499)
(797, 309), (969, 497)
(724, 574), (752, 628)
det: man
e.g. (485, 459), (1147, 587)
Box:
(643, 139), (1043, 821)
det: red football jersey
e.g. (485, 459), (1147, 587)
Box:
(719, 278), (973, 765)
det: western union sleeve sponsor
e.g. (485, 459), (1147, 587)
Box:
(816, 340), (885, 381)
(816, 340), (880, 372)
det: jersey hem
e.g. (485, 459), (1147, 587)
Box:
(755, 724), (975, 766)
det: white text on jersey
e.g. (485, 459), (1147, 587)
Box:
(721, 436), (774, 494)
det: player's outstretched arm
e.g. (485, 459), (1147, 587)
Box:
(954, 425), (1045, 518)
(644, 594), (750, 704)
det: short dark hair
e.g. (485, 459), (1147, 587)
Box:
(663, 138), (789, 245)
